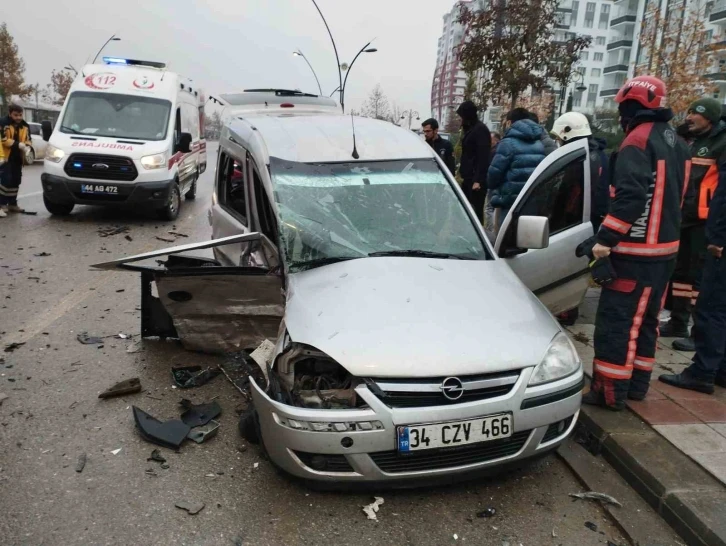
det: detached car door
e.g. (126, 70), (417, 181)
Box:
(494, 139), (592, 315)
(93, 234), (284, 354)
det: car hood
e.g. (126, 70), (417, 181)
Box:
(284, 257), (560, 378)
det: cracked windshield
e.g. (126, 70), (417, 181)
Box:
(270, 157), (490, 270)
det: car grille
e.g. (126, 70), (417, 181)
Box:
(64, 154), (138, 181)
(369, 371), (520, 408)
(541, 415), (575, 444)
(370, 430), (531, 473)
(294, 451), (354, 473)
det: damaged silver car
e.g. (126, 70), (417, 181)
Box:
(96, 90), (593, 485)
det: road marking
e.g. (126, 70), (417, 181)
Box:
(19, 191), (43, 200)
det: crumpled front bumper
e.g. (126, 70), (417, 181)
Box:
(250, 366), (583, 484)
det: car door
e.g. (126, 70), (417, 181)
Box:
(93, 234), (284, 353)
(494, 138), (592, 315)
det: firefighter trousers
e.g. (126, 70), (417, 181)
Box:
(668, 225), (706, 334)
(591, 258), (675, 408)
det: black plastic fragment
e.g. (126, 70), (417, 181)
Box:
(179, 399), (222, 427)
(77, 332), (104, 345)
(585, 521), (598, 532)
(99, 378), (141, 399)
(132, 406), (190, 450)
(147, 449), (166, 463)
(476, 508), (496, 518)
(171, 366), (221, 389)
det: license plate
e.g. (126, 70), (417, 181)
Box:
(397, 413), (512, 452)
(81, 184), (118, 194)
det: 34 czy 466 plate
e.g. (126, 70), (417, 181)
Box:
(397, 414), (512, 452)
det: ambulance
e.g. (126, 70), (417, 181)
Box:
(40, 57), (206, 220)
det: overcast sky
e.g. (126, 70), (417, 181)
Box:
(4, 0), (457, 121)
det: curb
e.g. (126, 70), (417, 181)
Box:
(577, 404), (726, 546)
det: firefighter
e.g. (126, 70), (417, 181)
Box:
(582, 76), (691, 410)
(659, 98), (726, 352)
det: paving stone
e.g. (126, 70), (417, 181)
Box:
(690, 452), (726, 486)
(628, 399), (701, 425)
(626, 387), (666, 403)
(664, 490), (726, 546)
(710, 423), (726, 438)
(653, 345), (694, 365)
(651, 380), (716, 401)
(565, 323), (595, 341)
(654, 424), (726, 455)
(677, 399), (726, 423)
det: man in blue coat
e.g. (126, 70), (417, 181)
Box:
(487, 108), (546, 228)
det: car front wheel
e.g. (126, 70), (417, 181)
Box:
(43, 196), (74, 216)
(157, 183), (181, 221)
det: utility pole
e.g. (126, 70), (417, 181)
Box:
(401, 110), (420, 130)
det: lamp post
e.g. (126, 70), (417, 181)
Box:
(555, 70), (587, 117)
(92, 34), (121, 64)
(311, 0), (343, 108)
(340, 43), (377, 112)
(64, 64), (78, 76)
(293, 50), (323, 96)
(401, 109), (420, 130)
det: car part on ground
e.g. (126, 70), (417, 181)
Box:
(179, 399), (222, 427)
(98, 377), (142, 399)
(187, 420), (220, 444)
(171, 365), (221, 389)
(132, 406), (191, 450)
(175, 501), (205, 515)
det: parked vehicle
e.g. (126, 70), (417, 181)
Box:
(28, 122), (48, 162)
(39, 57), (206, 219)
(95, 101), (592, 486)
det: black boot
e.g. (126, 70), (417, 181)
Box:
(716, 374), (726, 389)
(658, 320), (689, 338)
(672, 337), (695, 352)
(658, 369), (715, 394)
(582, 390), (626, 411)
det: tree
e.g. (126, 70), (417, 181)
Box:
(388, 102), (403, 125)
(205, 111), (222, 139)
(444, 106), (462, 135)
(458, 0), (591, 109)
(50, 69), (74, 106)
(516, 91), (555, 126)
(362, 84), (390, 120)
(635, 0), (715, 120)
(0, 23), (33, 110)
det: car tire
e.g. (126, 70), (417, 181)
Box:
(184, 172), (198, 200)
(43, 195), (74, 216)
(157, 183), (181, 221)
(238, 406), (261, 444)
(27, 148), (36, 164)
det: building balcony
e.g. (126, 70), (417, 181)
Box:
(711, 0), (726, 23)
(603, 64), (629, 74)
(600, 88), (620, 97)
(607, 37), (634, 50)
(610, 12), (637, 26)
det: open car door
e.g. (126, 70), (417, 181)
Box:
(93, 233), (284, 353)
(494, 139), (592, 315)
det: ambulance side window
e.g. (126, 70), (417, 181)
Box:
(173, 109), (182, 152)
(217, 151), (248, 226)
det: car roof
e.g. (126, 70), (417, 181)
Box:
(227, 113), (436, 164)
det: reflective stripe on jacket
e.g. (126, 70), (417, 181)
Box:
(683, 121), (726, 224)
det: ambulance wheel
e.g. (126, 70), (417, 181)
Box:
(157, 183), (181, 221)
(185, 172), (198, 200)
(43, 196), (74, 216)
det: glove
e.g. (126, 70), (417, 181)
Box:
(575, 236), (597, 259)
(18, 142), (26, 151)
(589, 257), (617, 287)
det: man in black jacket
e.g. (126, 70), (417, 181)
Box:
(456, 100), (491, 221)
(659, 162), (726, 393)
(583, 76), (691, 410)
(422, 118), (456, 174)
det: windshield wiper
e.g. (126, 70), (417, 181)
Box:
(291, 256), (362, 271)
(368, 250), (474, 260)
(60, 125), (83, 134)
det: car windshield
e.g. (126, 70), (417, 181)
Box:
(60, 91), (171, 141)
(269, 157), (490, 271)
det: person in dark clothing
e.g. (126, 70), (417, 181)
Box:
(488, 107), (545, 228)
(421, 118), (456, 174)
(0, 104), (32, 214)
(659, 162), (726, 393)
(529, 112), (558, 156)
(582, 76), (691, 411)
(659, 98), (726, 353)
(456, 100), (491, 222)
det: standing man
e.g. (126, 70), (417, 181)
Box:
(659, 98), (726, 352)
(0, 104), (32, 214)
(529, 112), (558, 156)
(583, 76), (691, 410)
(659, 160), (726, 393)
(456, 100), (491, 222)
(422, 118), (456, 174)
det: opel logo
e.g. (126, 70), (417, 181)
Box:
(441, 377), (464, 401)
(92, 163), (110, 169)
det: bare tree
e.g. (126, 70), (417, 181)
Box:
(0, 23), (33, 110)
(388, 102), (403, 125)
(362, 84), (391, 120)
(50, 69), (74, 106)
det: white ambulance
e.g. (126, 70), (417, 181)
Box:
(40, 57), (206, 220)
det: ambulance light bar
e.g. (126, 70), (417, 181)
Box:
(103, 57), (166, 69)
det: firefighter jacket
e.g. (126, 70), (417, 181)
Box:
(682, 120), (726, 225)
(596, 109), (691, 261)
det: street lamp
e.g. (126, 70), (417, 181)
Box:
(64, 64), (78, 76)
(293, 50), (323, 96)
(92, 34), (121, 64)
(401, 109), (420, 129)
(340, 43), (377, 113)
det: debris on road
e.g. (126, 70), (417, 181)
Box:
(145, 468), (158, 477)
(0, 393), (7, 406)
(133, 406), (190, 450)
(584, 521), (598, 532)
(77, 332), (104, 345)
(175, 501), (205, 515)
(111, 448), (122, 455)
(171, 365), (221, 389)
(4, 342), (25, 353)
(147, 449), (166, 464)
(476, 508), (496, 518)
(117, 333), (129, 339)
(179, 399), (222, 427)
(219, 353), (264, 402)
(127, 341), (143, 354)
(187, 420), (220, 444)
(20, 210), (37, 215)
(98, 226), (130, 238)
(250, 339), (275, 387)
(155, 236), (176, 243)
(573, 332), (590, 344)
(570, 491), (622, 508)
(168, 231), (189, 238)
(98, 378), (142, 399)
(75, 453), (87, 473)
(33, 252), (51, 257)
(362, 497), (385, 521)
(125, 235), (133, 242)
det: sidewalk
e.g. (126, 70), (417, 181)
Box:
(566, 289), (726, 546)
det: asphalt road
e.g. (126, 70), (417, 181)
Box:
(0, 146), (672, 546)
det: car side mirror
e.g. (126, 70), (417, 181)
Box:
(177, 132), (192, 154)
(41, 121), (53, 142)
(516, 216), (550, 250)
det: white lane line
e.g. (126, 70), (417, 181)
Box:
(18, 191), (43, 200)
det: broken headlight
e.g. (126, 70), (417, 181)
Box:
(529, 332), (581, 386)
(275, 416), (384, 432)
